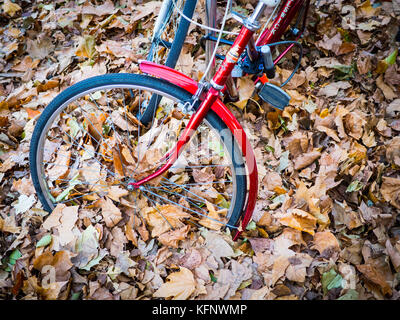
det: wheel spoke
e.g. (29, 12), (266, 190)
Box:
(140, 186), (236, 229)
(59, 191), (104, 204)
(59, 128), (118, 178)
(161, 177), (227, 210)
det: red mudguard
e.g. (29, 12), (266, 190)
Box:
(139, 61), (258, 239)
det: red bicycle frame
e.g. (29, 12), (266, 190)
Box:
(131, 0), (308, 239)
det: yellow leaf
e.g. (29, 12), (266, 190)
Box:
(273, 186), (287, 195)
(280, 208), (317, 235)
(75, 35), (97, 59)
(153, 267), (196, 300)
(234, 75), (255, 110)
(357, 0), (380, 18)
(198, 201), (228, 231)
(2, 0), (21, 17)
(319, 108), (330, 118)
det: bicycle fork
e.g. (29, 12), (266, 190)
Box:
(130, 1), (267, 189)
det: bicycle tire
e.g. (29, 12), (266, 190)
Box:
(29, 73), (247, 230)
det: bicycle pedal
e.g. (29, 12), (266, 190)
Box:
(258, 82), (291, 111)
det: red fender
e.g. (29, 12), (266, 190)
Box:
(139, 61), (258, 239)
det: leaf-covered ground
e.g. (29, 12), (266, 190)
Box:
(1, 0), (400, 300)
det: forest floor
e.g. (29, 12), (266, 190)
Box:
(0, 0), (400, 300)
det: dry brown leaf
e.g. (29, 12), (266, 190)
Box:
(317, 33), (342, 54)
(33, 250), (73, 282)
(107, 185), (129, 202)
(12, 177), (36, 196)
(46, 145), (71, 181)
(121, 146), (135, 165)
(312, 231), (340, 256)
(98, 197), (123, 227)
(385, 239), (400, 273)
(176, 48), (194, 76)
(386, 136), (400, 167)
(112, 147), (125, 178)
(271, 256), (290, 286)
(263, 171), (282, 192)
(234, 75), (255, 109)
(0, 215), (20, 234)
(315, 125), (340, 142)
(285, 253), (313, 283)
(75, 35), (97, 60)
(293, 181), (330, 229)
(153, 267), (196, 300)
(192, 168), (215, 184)
(142, 204), (190, 237)
(158, 225), (190, 248)
(380, 177), (400, 209)
(42, 204), (79, 246)
(357, 0), (380, 18)
(293, 150), (321, 170)
(318, 81), (351, 97)
(376, 75), (397, 101)
(108, 227), (127, 257)
(356, 264), (392, 296)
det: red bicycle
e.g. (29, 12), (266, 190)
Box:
(29, 0), (310, 240)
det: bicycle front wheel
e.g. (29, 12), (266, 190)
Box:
(29, 74), (247, 237)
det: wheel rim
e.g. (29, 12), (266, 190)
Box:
(35, 84), (239, 232)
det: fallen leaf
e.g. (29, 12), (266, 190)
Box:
(46, 145), (71, 181)
(33, 250), (73, 282)
(153, 267), (196, 300)
(318, 81), (351, 97)
(42, 204), (79, 246)
(312, 231), (340, 257)
(280, 209), (317, 235)
(356, 264), (392, 296)
(98, 197), (123, 227)
(72, 224), (108, 270)
(142, 205), (190, 237)
(386, 136), (400, 167)
(13, 194), (36, 215)
(2, 0), (21, 17)
(198, 201), (228, 231)
(75, 35), (97, 60)
(293, 150), (321, 170)
(376, 75), (397, 101)
(380, 177), (400, 209)
(158, 225), (190, 248)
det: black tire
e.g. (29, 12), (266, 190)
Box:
(29, 73), (247, 229)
